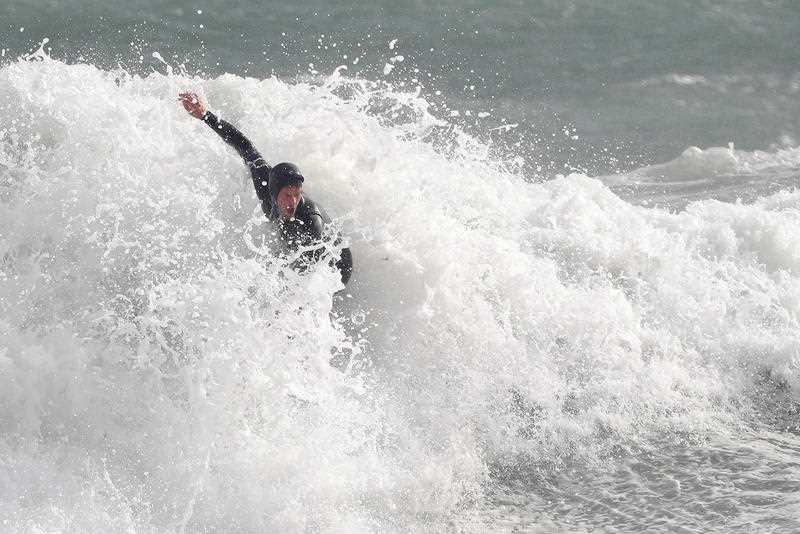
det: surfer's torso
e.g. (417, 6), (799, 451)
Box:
(202, 111), (352, 283)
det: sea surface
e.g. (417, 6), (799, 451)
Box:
(1, 1), (799, 532)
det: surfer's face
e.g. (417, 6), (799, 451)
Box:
(277, 185), (303, 219)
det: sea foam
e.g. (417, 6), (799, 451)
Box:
(1, 54), (798, 532)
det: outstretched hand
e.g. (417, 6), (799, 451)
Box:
(178, 92), (207, 119)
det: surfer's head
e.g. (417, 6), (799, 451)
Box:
(269, 162), (304, 219)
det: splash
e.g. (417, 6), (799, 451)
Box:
(1, 53), (799, 532)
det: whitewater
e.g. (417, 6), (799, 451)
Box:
(1, 51), (799, 533)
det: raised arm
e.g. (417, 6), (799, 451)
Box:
(179, 92), (271, 202)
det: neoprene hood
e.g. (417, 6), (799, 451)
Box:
(268, 162), (304, 199)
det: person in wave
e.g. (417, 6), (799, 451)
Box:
(178, 92), (353, 285)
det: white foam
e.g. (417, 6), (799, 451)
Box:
(1, 55), (798, 531)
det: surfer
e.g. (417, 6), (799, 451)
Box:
(178, 92), (353, 285)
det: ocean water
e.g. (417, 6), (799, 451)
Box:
(0, 1), (799, 533)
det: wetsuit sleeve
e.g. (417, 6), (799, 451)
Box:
(202, 111), (271, 202)
(337, 247), (353, 285)
(307, 211), (326, 240)
(307, 203), (352, 285)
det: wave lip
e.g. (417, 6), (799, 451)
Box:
(608, 143), (800, 208)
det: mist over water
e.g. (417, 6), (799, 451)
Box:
(1, 2), (800, 533)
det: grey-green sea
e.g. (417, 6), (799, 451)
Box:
(1, 1), (799, 532)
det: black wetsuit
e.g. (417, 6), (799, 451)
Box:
(202, 111), (353, 284)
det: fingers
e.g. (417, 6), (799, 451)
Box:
(178, 92), (199, 103)
(178, 92), (206, 118)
